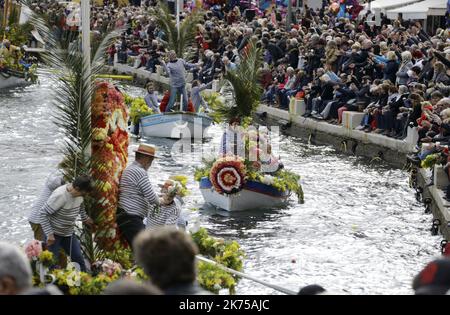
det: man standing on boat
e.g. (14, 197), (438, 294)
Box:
(117, 144), (162, 246)
(160, 50), (201, 112)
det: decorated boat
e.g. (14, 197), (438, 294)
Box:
(195, 141), (304, 212)
(199, 177), (291, 212)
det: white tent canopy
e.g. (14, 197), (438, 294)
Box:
(360, 0), (422, 15)
(386, 0), (447, 20)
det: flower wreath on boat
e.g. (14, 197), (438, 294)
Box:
(210, 156), (246, 194)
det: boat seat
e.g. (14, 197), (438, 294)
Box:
(342, 111), (365, 130)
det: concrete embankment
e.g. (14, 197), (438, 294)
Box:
(255, 104), (415, 168)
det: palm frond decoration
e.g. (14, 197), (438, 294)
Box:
(209, 40), (263, 125)
(148, 1), (203, 58)
(22, 1), (121, 182)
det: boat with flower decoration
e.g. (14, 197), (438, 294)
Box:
(197, 156), (293, 211)
(194, 130), (304, 212)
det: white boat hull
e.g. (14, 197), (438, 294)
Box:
(199, 178), (290, 212)
(140, 112), (213, 139)
(0, 75), (30, 90)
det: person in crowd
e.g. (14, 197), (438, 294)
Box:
(396, 51), (413, 86)
(0, 242), (32, 295)
(413, 258), (450, 295)
(39, 175), (95, 272)
(298, 284), (326, 295)
(134, 227), (211, 295)
(117, 144), (161, 246)
(103, 279), (162, 295)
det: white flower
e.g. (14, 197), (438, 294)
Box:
(203, 153), (216, 163)
(261, 175), (275, 186)
(188, 219), (201, 234)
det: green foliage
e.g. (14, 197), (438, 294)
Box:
(213, 41), (263, 124)
(103, 245), (134, 270)
(273, 170), (304, 204)
(126, 94), (154, 125)
(202, 92), (225, 124)
(194, 165), (211, 182)
(192, 228), (245, 294)
(38, 250), (55, 267)
(24, 3), (121, 181)
(0, 22), (33, 46)
(169, 175), (190, 197)
(148, 2), (203, 59)
(197, 262), (237, 294)
(421, 153), (443, 169)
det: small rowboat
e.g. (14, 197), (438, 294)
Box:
(139, 112), (213, 139)
(199, 177), (290, 212)
(0, 70), (32, 90)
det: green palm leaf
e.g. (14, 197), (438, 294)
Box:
(210, 40), (263, 124)
(22, 1), (121, 181)
(148, 2), (203, 58)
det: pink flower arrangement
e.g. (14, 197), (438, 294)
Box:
(92, 259), (122, 277)
(25, 240), (42, 260)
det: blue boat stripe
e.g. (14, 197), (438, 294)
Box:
(199, 177), (287, 197)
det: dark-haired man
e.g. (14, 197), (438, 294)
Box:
(134, 228), (211, 295)
(39, 175), (94, 272)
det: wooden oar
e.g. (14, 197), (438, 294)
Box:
(196, 255), (297, 295)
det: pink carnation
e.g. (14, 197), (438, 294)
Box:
(25, 240), (42, 259)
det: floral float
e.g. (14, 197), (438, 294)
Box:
(195, 128), (304, 209)
(90, 81), (129, 249)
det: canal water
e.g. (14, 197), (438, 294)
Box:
(0, 73), (441, 294)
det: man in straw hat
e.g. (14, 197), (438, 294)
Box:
(117, 143), (162, 246)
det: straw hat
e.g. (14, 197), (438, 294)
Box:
(134, 143), (159, 158)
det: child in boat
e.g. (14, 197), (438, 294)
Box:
(146, 179), (186, 230)
(144, 82), (161, 113)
